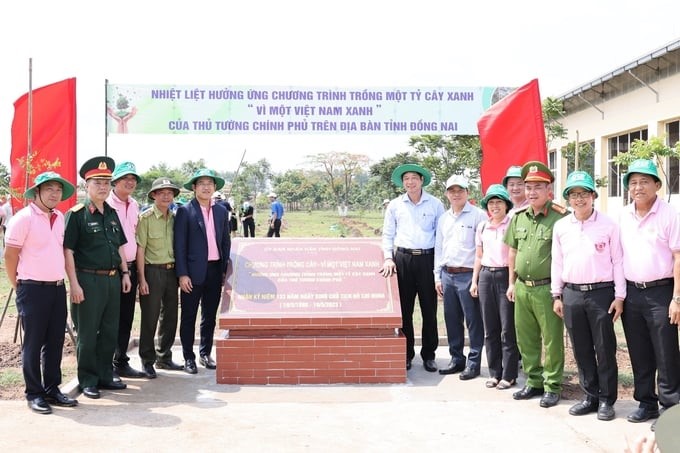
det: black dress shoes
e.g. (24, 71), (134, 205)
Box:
(114, 364), (147, 379)
(99, 381), (127, 390)
(627, 407), (660, 423)
(597, 402), (616, 421)
(539, 392), (560, 408)
(406, 359), (412, 370)
(81, 386), (101, 399)
(459, 367), (480, 380)
(28, 397), (52, 414)
(423, 359), (438, 372)
(185, 359), (198, 374)
(569, 399), (598, 416)
(155, 360), (184, 371)
(45, 390), (78, 407)
(438, 361), (465, 375)
(199, 355), (217, 369)
(512, 385), (543, 400)
(143, 363), (157, 379)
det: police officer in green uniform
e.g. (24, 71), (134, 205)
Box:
(504, 161), (568, 408)
(64, 157), (131, 399)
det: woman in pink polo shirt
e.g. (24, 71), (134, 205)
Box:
(470, 184), (519, 390)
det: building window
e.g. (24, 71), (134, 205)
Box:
(608, 129), (648, 197)
(667, 120), (680, 194)
(548, 150), (557, 174)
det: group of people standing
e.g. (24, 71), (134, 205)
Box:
(4, 157), (231, 414)
(211, 191), (283, 238)
(382, 158), (680, 426)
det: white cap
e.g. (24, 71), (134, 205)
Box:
(445, 174), (469, 190)
(268, 192), (277, 198)
(382, 199), (390, 205)
(212, 191), (224, 200)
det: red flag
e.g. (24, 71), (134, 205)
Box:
(10, 78), (77, 213)
(477, 79), (547, 193)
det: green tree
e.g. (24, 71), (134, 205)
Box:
(0, 163), (10, 192)
(561, 141), (595, 176)
(230, 159), (272, 203)
(543, 97), (568, 147)
(136, 162), (187, 203)
(306, 151), (370, 205)
(613, 136), (680, 201)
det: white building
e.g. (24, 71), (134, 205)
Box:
(550, 38), (680, 217)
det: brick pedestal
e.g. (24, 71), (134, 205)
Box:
(216, 238), (406, 384)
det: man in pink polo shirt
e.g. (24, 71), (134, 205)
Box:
(551, 171), (625, 421)
(107, 161), (146, 379)
(4, 172), (79, 414)
(619, 159), (680, 425)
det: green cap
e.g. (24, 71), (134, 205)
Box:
(502, 166), (523, 187)
(623, 159), (660, 189)
(111, 161), (141, 183)
(148, 177), (180, 200)
(183, 168), (225, 191)
(391, 163), (432, 188)
(563, 171), (598, 199)
(480, 184), (513, 211)
(24, 171), (75, 201)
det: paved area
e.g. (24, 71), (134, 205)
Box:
(0, 346), (652, 452)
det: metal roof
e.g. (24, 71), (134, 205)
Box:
(557, 39), (680, 114)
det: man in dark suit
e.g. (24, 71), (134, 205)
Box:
(174, 169), (231, 374)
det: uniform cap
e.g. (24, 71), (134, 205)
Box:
(79, 156), (115, 180)
(521, 161), (554, 183)
(148, 177), (180, 200)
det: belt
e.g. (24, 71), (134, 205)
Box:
(17, 279), (64, 286)
(565, 281), (614, 292)
(127, 261), (136, 268)
(78, 268), (118, 276)
(482, 266), (508, 272)
(626, 278), (674, 289)
(396, 247), (434, 256)
(446, 266), (473, 274)
(517, 276), (551, 287)
(146, 263), (175, 269)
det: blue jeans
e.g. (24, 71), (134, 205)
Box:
(442, 271), (484, 369)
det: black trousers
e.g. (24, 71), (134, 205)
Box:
(563, 285), (618, 405)
(242, 218), (255, 237)
(478, 267), (518, 382)
(622, 283), (680, 409)
(179, 262), (223, 360)
(394, 250), (438, 361)
(113, 261), (138, 368)
(16, 283), (67, 400)
(267, 219), (282, 237)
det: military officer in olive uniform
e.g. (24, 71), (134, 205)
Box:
(64, 157), (131, 399)
(504, 161), (568, 408)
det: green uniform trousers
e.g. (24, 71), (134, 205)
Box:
(515, 281), (564, 392)
(138, 266), (179, 365)
(71, 272), (120, 388)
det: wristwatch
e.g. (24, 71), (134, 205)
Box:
(121, 270), (130, 275)
(672, 295), (680, 304)
(551, 295), (561, 301)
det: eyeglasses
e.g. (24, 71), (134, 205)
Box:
(567, 191), (592, 200)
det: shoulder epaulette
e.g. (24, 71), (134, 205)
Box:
(69, 203), (84, 212)
(140, 209), (154, 218)
(514, 206), (530, 214)
(551, 203), (568, 215)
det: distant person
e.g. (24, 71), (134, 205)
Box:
(469, 184), (519, 390)
(551, 171), (625, 421)
(380, 163), (445, 372)
(619, 159), (680, 424)
(64, 157), (131, 399)
(4, 172), (79, 414)
(504, 161), (568, 408)
(502, 165), (529, 215)
(240, 201), (255, 237)
(174, 169), (231, 374)
(107, 161), (147, 380)
(267, 192), (284, 237)
(435, 174), (487, 380)
(136, 178), (184, 377)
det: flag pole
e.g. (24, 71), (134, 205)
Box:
(104, 79), (109, 157)
(227, 148), (247, 197)
(24, 58), (33, 205)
